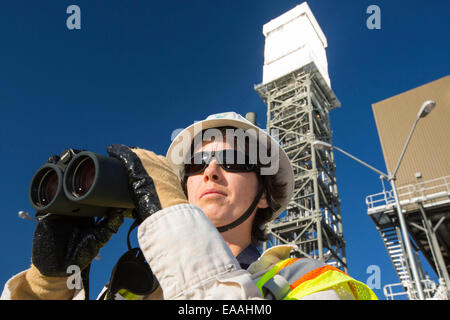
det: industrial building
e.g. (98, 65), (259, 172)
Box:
(368, 75), (450, 299)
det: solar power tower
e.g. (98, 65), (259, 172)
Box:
(254, 3), (347, 272)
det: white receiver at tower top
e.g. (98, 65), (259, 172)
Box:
(262, 2), (331, 87)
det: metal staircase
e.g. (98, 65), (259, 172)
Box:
(366, 175), (450, 299)
(380, 226), (412, 286)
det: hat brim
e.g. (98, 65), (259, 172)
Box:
(166, 118), (294, 220)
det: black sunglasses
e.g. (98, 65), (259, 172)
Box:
(184, 149), (259, 176)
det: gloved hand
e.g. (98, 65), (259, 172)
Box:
(31, 151), (125, 277)
(106, 144), (188, 224)
(32, 212), (124, 277)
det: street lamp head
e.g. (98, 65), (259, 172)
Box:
(312, 141), (333, 150)
(418, 100), (436, 118)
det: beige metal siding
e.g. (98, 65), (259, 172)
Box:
(372, 75), (450, 192)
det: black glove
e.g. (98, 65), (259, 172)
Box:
(106, 144), (162, 224)
(32, 212), (124, 277)
(31, 150), (124, 277)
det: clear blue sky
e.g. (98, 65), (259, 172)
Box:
(1, 0), (449, 300)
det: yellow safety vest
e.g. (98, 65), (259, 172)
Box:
(104, 257), (378, 300)
(256, 258), (378, 300)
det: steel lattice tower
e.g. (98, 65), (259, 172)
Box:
(254, 3), (347, 272)
(255, 64), (346, 271)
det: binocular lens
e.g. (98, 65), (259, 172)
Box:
(63, 151), (133, 211)
(72, 156), (96, 197)
(31, 150), (134, 216)
(35, 168), (59, 207)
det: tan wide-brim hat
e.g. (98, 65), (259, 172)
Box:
(166, 111), (294, 220)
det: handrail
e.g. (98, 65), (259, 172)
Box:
(383, 278), (440, 300)
(366, 175), (450, 210)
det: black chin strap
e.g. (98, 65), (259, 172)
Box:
(216, 182), (265, 233)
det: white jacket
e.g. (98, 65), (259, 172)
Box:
(2, 204), (352, 300)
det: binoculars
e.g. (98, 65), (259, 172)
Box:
(29, 150), (134, 217)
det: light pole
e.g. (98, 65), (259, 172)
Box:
(313, 100), (436, 300)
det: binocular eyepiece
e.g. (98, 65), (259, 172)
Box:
(29, 151), (134, 217)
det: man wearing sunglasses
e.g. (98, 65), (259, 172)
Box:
(2, 112), (376, 300)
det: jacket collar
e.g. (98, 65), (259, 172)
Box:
(236, 244), (261, 269)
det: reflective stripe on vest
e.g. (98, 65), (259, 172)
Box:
(101, 288), (143, 300)
(117, 289), (143, 300)
(256, 258), (378, 300)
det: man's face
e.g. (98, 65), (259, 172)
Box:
(186, 138), (268, 229)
